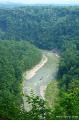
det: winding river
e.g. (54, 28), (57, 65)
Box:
(23, 51), (59, 100)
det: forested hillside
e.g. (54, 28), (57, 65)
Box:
(0, 40), (42, 119)
(54, 41), (79, 118)
(0, 6), (79, 120)
(0, 6), (79, 49)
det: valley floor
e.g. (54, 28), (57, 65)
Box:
(23, 50), (59, 108)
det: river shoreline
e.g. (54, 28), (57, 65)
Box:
(22, 53), (48, 110)
(23, 51), (59, 106)
(24, 54), (48, 80)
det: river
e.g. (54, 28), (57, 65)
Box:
(23, 51), (59, 100)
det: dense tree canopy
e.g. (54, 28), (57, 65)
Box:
(0, 40), (42, 119)
(0, 6), (79, 120)
(0, 6), (79, 49)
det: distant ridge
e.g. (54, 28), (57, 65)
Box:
(0, 2), (26, 8)
(0, 2), (79, 8)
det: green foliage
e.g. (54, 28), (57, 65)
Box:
(0, 6), (79, 49)
(0, 40), (42, 119)
(45, 80), (59, 109)
(57, 40), (79, 117)
(0, 6), (79, 119)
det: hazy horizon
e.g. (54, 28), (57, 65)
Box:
(0, 0), (79, 5)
